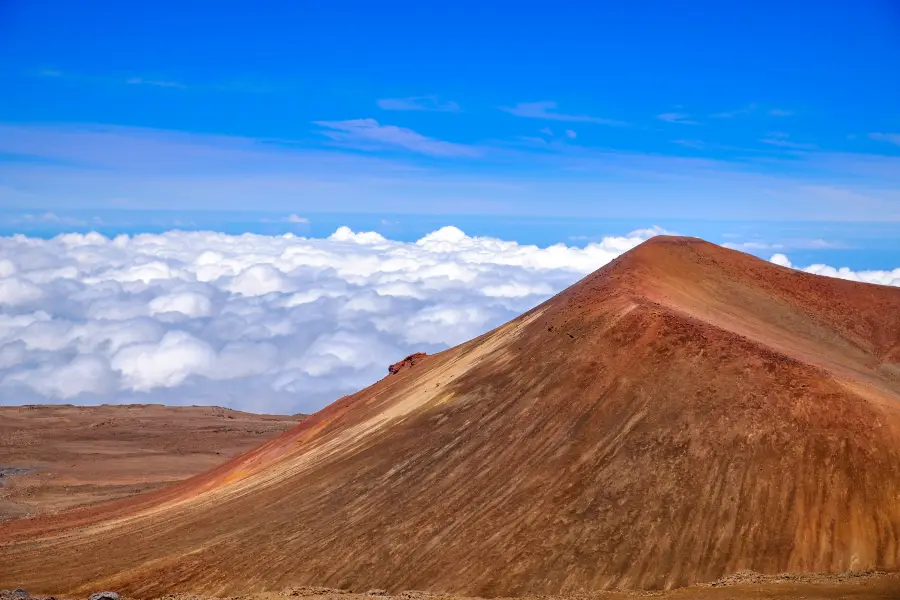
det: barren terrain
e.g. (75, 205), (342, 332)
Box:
(3, 237), (900, 598)
(0, 404), (303, 520)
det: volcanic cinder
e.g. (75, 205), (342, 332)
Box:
(2, 236), (900, 598)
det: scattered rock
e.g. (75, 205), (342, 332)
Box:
(388, 352), (427, 375)
(283, 587), (350, 597)
(0, 590), (56, 600)
(89, 592), (120, 600)
(365, 590), (389, 597)
(708, 570), (767, 586)
(0, 468), (32, 479)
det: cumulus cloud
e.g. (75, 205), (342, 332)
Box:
(0, 226), (665, 413)
(770, 254), (900, 286)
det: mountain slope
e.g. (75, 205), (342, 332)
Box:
(3, 236), (900, 597)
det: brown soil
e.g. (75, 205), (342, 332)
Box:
(155, 573), (900, 600)
(7, 574), (900, 600)
(3, 237), (900, 599)
(0, 404), (303, 520)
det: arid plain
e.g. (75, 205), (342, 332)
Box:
(0, 405), (303, 520)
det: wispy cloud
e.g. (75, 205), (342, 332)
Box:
(657, 112), (699, 125)
(260, 213), (310, 224)
(377, 96), (460, 112)
(314, 118), (480, 157)
(3, 123), (899, 219)
(37, 69), (63, 78)
(565, 129), (577, 139)
(760, 131), (817, 150)
(500, 101), (626, 126)
(710, 104), (757, 119)
(724, 238), (846, 251)
(672, 139), (705, 149)
(870, 133), (900, 146)
(769, 108), (793, 117)
(126, 77), (186, 88)
(6, 211), (92, 227)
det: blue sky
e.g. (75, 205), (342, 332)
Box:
(1, 0), (899, 221)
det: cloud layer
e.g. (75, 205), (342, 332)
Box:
(770, 253), (900, 286)
(2, 226), (897, 415)
(0, 227), (661, 413)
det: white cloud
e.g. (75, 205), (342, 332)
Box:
(565, 129), (577, 139)
(500, 101), (626, 126)
(0, 226), (666, 412)
(377, 96), (460, 112)
(6, 354), (117, 399)
(111, 331), (216, 390)
(149, 291), (213, 318)
(314, 118), (480, 157)
(228, 264), (294, 296)
(0, 277), (45, 306)
(283, 214), (309, 223)
(770, 254), (900, 286)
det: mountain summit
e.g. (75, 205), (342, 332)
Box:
(4, 236), (900, 597)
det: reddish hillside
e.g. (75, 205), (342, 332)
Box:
(3, 236), (900, 598)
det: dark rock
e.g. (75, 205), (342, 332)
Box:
(388, 352), (427, 375)
(89, 593), (120, 600)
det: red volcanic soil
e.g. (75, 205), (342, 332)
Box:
(2, 237), (900, 598)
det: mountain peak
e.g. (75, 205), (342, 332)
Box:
(4, 237), (900, 598)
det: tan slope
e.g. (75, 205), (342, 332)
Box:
(3, 236), (900, 598)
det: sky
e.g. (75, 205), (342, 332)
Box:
(1, 0), (899, 220)
(1, 1), (900, 412)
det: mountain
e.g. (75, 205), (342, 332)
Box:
(3, 236), (900, 598)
